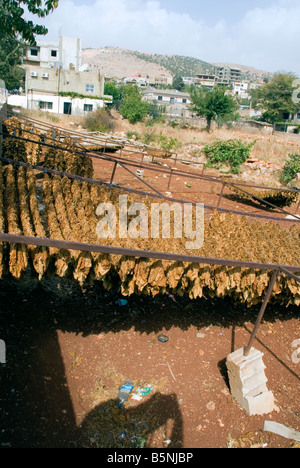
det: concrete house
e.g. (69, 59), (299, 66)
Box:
(24, 36), (82, 72)
(143, 87), (191, 105)
(123, 75), (149, 88)
(195, 74), (217, 89)
(216, 66), (242, 84)
(142, 87), (192, 118)
(274, 110), (300, 133)
(231, 81), (250, 99)
(8, 36), (112, 116)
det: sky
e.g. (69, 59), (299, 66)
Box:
(24, 0), (300, 76)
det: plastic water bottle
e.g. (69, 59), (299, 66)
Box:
(117, 380), (133, 407)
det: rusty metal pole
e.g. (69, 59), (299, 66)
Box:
(217, 182), (226, 209)
(167, 168), (173, 191)
(108, 161), (118, 197)
(109, 161), (118, 185)
(140, 150), (145, 169)
(295, 196), (300, 215)
(244, 269), (279, 356)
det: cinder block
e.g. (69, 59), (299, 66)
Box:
(226, 347), (275, 416)
(244, 391), (275, 416)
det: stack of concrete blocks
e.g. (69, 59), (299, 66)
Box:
(226, 347), (275, 416)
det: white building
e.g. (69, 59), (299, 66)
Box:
(123, 75), (149, 88)
(8, 93), (109, 116)
(232, 81), (250, 98)
(142, 87), (192, 118)
(182, 77), (197, 85)
(8, 36), (112, 116)
(25, 36), (82, 72)
(143, 87), (191, 105)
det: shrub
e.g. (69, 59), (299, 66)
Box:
(159, 133), (180, 151)
(280, 153), (300, 185)
(82, 108), (116, 133)
(142, 130), (157, 145)
(168, 120), (180, 128)
(202, 139), (256, 174)
(126, 130), (141, 141)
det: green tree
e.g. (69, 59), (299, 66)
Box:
(190, 85), (238, 131)
(104, 81), (123, 106)
(172, 75), (184, 91)
(1, 0), (59, 45)
(251, 73), (298, 123)
(0, 35), (26, 90)
(0, 0), (59, 89)
(119, 85), (150, 124)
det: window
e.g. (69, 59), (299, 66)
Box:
(182, 99), (187, 104)
(283, 112), (290, 120)
(51, 50), (57, 57)
(39, 101), (53, 110)
(297, 113), (300, 119)
(157, 96), (163, 101)
(30, 48), (38, 56)
(86, 84), (95, 93)
(84, 104), (93, 112)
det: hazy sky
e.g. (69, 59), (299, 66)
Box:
(24, 0), (300, 75)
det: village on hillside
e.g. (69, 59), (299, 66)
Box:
(0, 5), (300, 450)
(6, 34), (300, 134)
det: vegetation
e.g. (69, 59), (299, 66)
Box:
(104, 81), (124, 107)
(190, 86), (238, 131)
(119, 85), (150, 124)
(0, 163), (299, 306)
(125, 128), (180, 151)
(129, 51), (214, 78)
(82, 108), (116, 133)
(172, 75), (185, 91)
(0, 0), (59, 44)
(0, 35), (26, 90)
(58, 91), (111, 101)
(147, 101), (165, 125)
(158, 133), (180, 151)
(202, 139), (256, 174)
(280, 153), (300, 185)
(0, 0), (59, 90)
(251, 73), (299, 124)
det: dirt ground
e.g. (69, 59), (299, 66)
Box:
(0, 278), (299, 449)
(90, 149), (300, 222)
(0, 141), (299, 449)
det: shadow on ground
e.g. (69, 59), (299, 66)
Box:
(0, 279), (298, 447)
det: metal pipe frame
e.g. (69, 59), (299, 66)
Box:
(0, 232), (299, 356)
(2, 127), (299, 220)
(1, 155), (299, 224)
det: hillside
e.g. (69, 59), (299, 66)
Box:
(130, 50), (214, 77)
(81, 47), (173, 82)
(81, 46), (272, 83)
